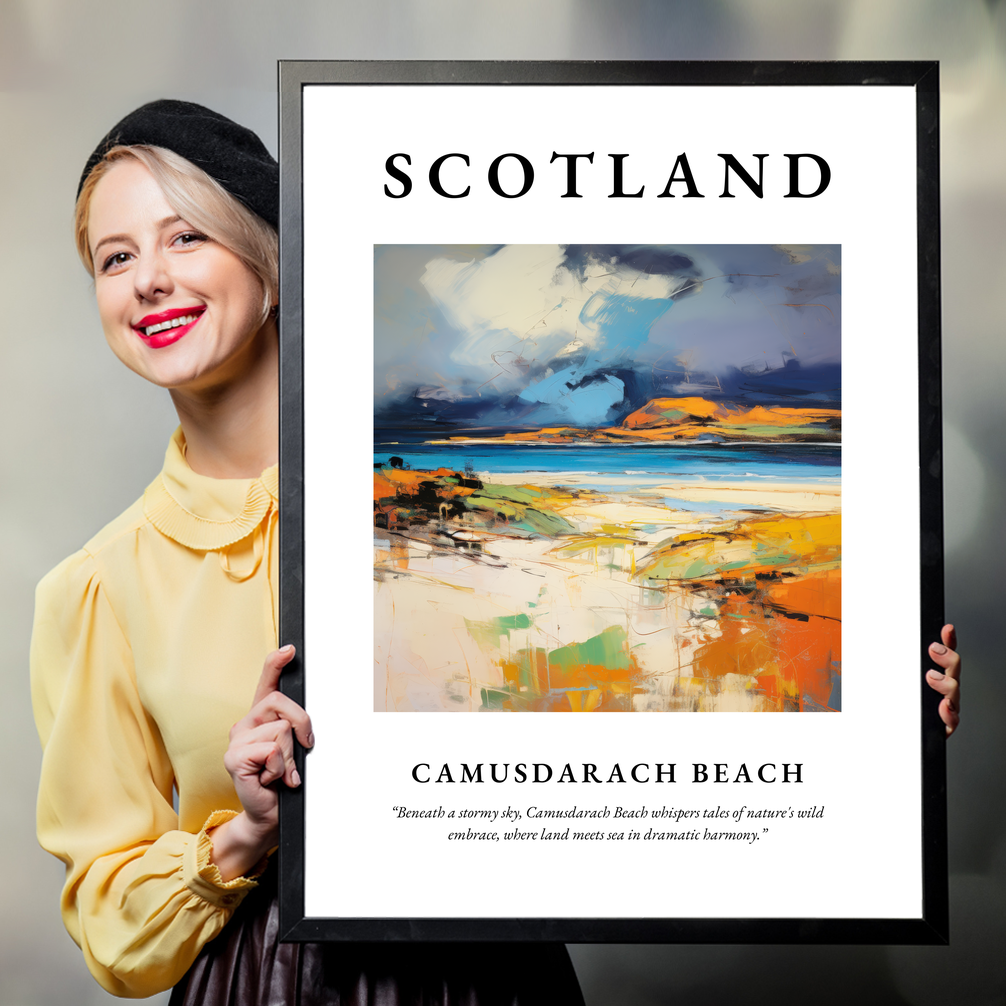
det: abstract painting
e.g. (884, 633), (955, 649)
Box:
(374, 244), (841, 712)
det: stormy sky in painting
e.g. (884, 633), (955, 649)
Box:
(374, 244), (841, 432)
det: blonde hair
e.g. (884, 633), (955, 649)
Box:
(75, 145), (278, 323)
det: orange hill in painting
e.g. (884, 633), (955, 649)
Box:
(435, 396), (840, 445)
(621, 397), (840, 435)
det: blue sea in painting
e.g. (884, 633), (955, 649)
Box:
(373, 438), (840, 509)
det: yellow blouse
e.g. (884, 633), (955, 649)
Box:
(31, 429), (279, 998)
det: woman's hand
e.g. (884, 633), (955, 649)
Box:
(926, 624), (961, 738)
(209, 645), (314, 881)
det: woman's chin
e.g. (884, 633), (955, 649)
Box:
(110, 323), (273, 395)
(122, 353), (218, 392)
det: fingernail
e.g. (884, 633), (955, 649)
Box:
(931, 643), (947, 654)
(928, 669), (944, 679)
(291, 768), (301, 787)
(306, 732), (315, 748)
(280, 644), (295, 654)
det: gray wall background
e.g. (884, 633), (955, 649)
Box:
(1, 2), (1003, 1003)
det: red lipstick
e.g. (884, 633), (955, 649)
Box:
(132, 306), (205, 349)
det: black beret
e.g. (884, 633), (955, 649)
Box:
(77, 99), (278, 228)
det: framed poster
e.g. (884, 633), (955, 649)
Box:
(277, 61), (946, 943)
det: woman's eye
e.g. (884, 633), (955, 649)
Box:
(173, 231), (208, 248)
(101, 251), (132, 273)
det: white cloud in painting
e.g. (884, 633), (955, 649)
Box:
(419, 244), (684, 375)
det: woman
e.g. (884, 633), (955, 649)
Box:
(33, 99), (962, 1003)
(31, 100), (586, 1003)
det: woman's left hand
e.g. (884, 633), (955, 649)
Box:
(926, 624), (961, 737)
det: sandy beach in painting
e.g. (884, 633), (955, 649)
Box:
(374, 464), (841, 713)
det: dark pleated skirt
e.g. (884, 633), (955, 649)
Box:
(169, 869), (584, 1006)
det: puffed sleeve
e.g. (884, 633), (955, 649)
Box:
(31, 549), (262, 998)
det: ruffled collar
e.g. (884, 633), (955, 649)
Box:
(143, 428), (278, 551)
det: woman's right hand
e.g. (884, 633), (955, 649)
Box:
(926, 624), (961, 737)
(209, 645), (314, 881)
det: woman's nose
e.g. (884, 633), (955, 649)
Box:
(133, 249), (173, 302)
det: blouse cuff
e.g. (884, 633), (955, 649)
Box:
(183, 810), (269, 909)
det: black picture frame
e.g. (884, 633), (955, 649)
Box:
(277, 60), (945, 944)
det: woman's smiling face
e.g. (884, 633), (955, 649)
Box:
(88, 158), (269, 392)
